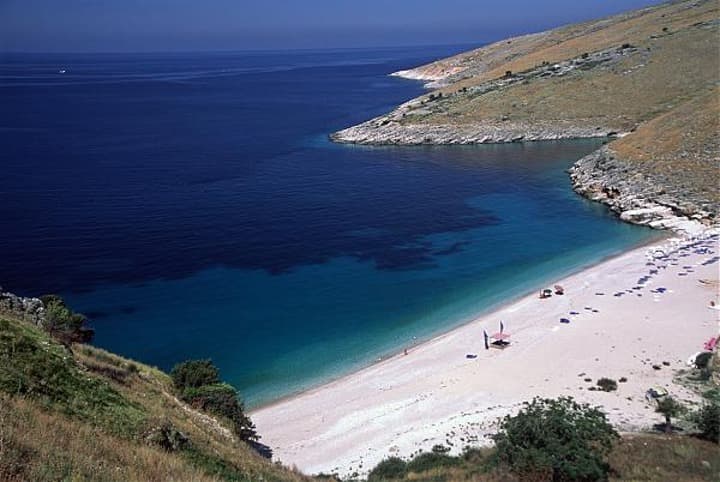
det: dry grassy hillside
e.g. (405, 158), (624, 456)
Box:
(611, 85), (719, 207)
(408, 0), (716, 90)
(410, 20), (717, 130)
(0, 313), (326, 482)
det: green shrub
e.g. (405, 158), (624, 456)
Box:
(703, 387), (720, 403)
(462, 446), (486, 461)
(597, 377), (618, 392)
(367, 457), (407, 481)
(182, 383), (260, 441)
(406, 451), (460, 473)
(493, 396), (618, 480)
(693, 402), (720, 443)
(39, 295), (94, 345)
(431, 444), (450, 454)
(655, 397), (684, 433)
(182, 383), (237, 414)
(172, 360), (257, 442)
(181, 383), (257, 441)
(144, 419), (191, 452)
(170, 359), (219, 390)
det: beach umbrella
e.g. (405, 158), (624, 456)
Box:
(483, 330), (489, 350)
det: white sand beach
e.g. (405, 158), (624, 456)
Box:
(252, 230), (720, 478)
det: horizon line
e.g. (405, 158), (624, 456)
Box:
(0, 39), (488, 57)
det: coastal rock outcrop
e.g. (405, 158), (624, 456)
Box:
(390, 67), (463, 88)
(331, 119), (616, 145)
(0, 288), (45, 326)
(569, 146), (716, 235)
(332, 45), (641, 145)
(331, 1), (719, 235)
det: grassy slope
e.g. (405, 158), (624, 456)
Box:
(422, 23), (716, 129)
(402, 0), (718, 129)
(0, 315), (319, 482)
(610, 85), (719, 206)
(410, 0), (716, 92)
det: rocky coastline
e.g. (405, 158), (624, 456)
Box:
(332, 104), (716, 235)
(331, 119), (615, 145)
(331, 106), (718, 234)
(0, 288), (45, 326)
(330, 2), (718, 236)
(332, 107), (716, 234)
(331, 44), (642, 146)
(569, 146), (716, 235)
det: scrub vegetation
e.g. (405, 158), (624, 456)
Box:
(0, 312), (327, 482)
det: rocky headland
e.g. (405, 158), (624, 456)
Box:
(331, 0), (719, 234)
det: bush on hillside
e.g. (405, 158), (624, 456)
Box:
(692, 402), (720, 443)
(144, 419), (191, 452)
(367, 457), (407, 481)
(39, 294), (94, 346)
(431, 444), (450, 454)
(171, 359), (220, 390)
(181, 383), (258, 442)
(597, 377), (618, 392)
(656, 396), (684, 434)
(367, 449), (462, 480)
(182, 383), (237, 413)
(493, 396), (618, 481)
(172, 359), (258, 442)
(406, 451), (460, 473)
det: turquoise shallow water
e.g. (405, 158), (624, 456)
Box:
(69, 215), (659, 408)
(1, 48), (662, 407)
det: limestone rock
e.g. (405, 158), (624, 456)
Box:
(569, 146), (716, 235)
(0, 289), (45, 326)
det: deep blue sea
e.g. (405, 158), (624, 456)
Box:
(1, 47), (660, 407)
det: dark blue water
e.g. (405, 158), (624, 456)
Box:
(0, 48), (659, 406)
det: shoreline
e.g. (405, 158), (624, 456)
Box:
(250, 230), (668, 413)
(253, 228), (719, 477)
